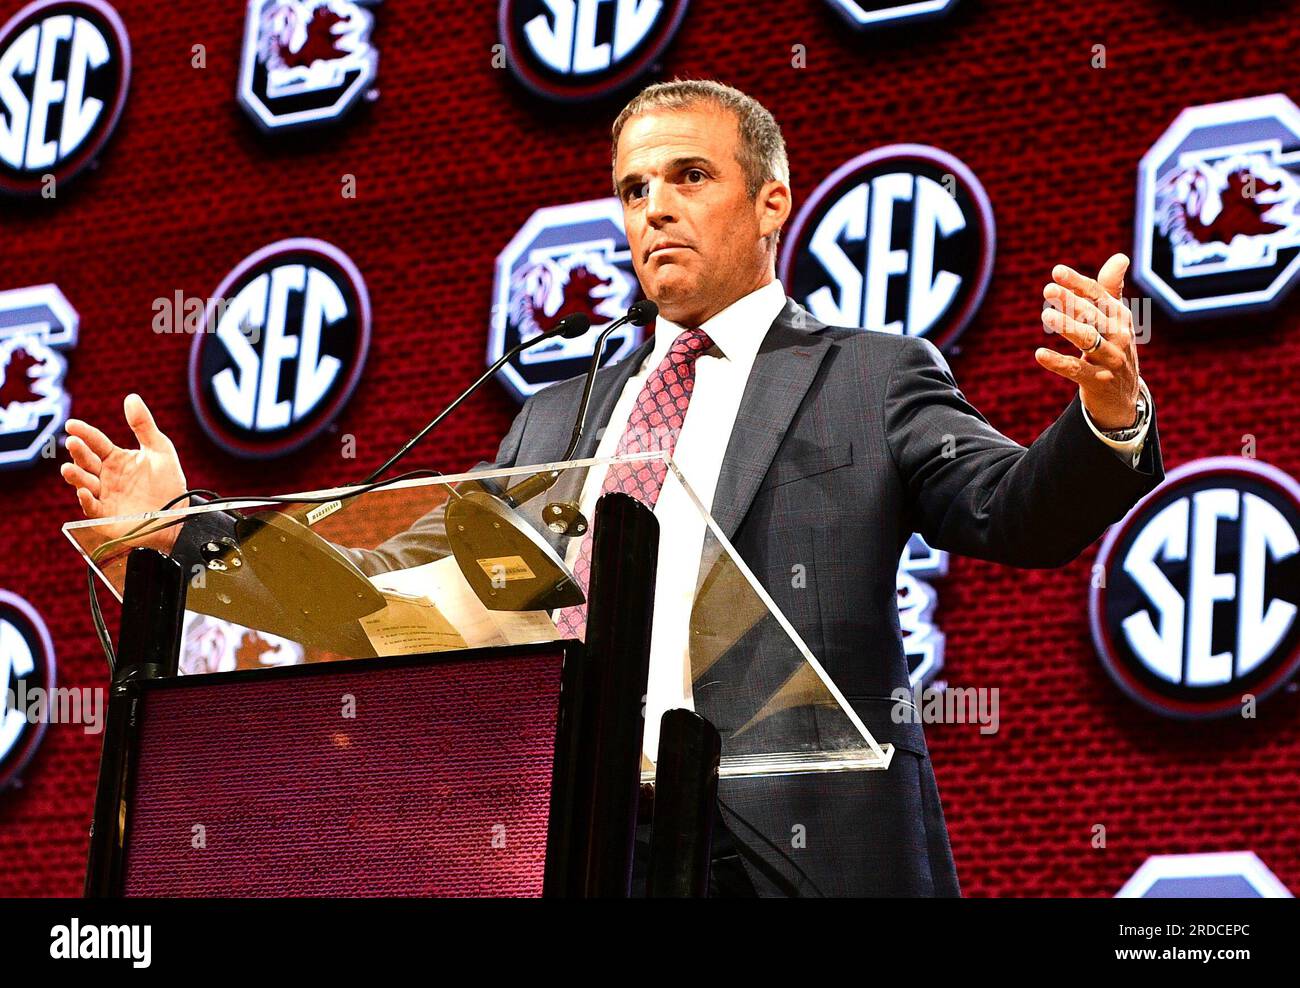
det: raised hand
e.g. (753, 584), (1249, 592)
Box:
(60, 394), (189, 553)
(1036, 253), (1143, 431)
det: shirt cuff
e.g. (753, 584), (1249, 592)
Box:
(1081, 378), (1153, 468)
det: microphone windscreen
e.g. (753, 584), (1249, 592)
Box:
(628, 298), (658, 326)
(555, 313), (592, 339)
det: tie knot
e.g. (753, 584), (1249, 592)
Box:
(671, 327), (714, 359)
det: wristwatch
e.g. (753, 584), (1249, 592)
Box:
(1099, 385), (1149, 442)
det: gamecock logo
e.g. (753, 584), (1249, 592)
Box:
(0, 285), (78, 469)
(238, 0), (379, 132)
(491, 198), (642, 402)
(1135, 94), (1300, 318)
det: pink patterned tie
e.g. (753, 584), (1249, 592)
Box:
(554, 327), (715, 640)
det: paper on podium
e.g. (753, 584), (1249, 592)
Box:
(357, 590), (468, 655)
(360, 554), (562, 656)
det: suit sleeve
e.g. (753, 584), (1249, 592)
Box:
(883, 335), (1164, 568)
(170, 397), (535, 579)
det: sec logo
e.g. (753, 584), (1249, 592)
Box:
(189, 239), (370, 458)
(0, 0), (131, 195)
(238, 0), (379, 132)
(0, 590), (56, 791)
(779, 144), (994, 352)
(491, 198), (643, 402)
(498, 0), (689, 102)
(1134, 94), (1300, 319)
(1091, 457), (1300, 718)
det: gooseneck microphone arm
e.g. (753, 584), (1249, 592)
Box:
(273, 311), (594, 529)
(501, 298), (658, 509)
(564, 297), (659, 463)
(360, 311), (593, 487)
(211, 311), (599, 644)
(220, 301), (657, 628)
(279, 301), (651, 529)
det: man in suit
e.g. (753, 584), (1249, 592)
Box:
(61, 79), (1162, 896)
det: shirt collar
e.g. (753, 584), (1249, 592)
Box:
(649, 278), (787, 365)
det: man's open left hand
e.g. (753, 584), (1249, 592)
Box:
(1035, 252), (1142, 431)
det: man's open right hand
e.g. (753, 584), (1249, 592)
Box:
(60, 394), (189, 553)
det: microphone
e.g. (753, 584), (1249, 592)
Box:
(224, 302), (655, 622)
(359, 310), (593, 488)
(564, 298), (658, 462)
(440, 297), (659, 612)
(500, 298), (658, 509)
(215, 310), (595, 636)
(283, 310), (594, 530)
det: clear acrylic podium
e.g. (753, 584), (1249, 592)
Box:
(65, 453), (892, 896)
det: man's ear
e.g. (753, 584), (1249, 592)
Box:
(757, 179), (792, 243)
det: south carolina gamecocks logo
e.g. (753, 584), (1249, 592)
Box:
(1135, 94), (1300, 318)
(0, 285), (78, 470)
(490, 198), (642, 402)
(238, 0), (379, 132)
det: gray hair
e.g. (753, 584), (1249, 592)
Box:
(610, 79), (790, 201)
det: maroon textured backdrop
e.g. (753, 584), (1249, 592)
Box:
(2, 0), (1298, 897)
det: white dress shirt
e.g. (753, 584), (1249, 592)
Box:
(558, 279), (1153, 762)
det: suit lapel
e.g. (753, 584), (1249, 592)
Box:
(710, 299), (833, 541)
(546, 300), (831, 543)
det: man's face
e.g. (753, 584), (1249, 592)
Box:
(615, 104), (789, 327)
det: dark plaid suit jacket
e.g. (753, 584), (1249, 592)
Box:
(176, 295), (1164, 896)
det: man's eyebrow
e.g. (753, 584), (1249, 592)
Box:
(617, 156), (718, 193)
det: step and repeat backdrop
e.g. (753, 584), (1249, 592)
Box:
(2, 0), (1299, 897)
